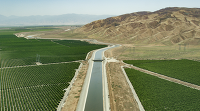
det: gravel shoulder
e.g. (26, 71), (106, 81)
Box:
(105, 48), (140, 111)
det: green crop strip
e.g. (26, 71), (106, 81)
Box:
(1, 63), (79, 90)
(124, 59), (200, 86)
(0, 27), (107, 110)
(0, 32), (106, 67)
(125, 68), (200, 110)
(1, 63), (79, 110)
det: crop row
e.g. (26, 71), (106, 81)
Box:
(125, 68), (200, 110)
(124, 59), (200, 86)
(0, 34), (106, 67)
(0, 27), (107, 110)
(1, 62), (79, 90)
(1, 84), (66, 111)
(0, 63), (79, 110)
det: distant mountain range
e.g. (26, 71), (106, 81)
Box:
(0, 14), (115, 26)
(77, 7), (200, 45)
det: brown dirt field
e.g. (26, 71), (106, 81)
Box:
(15, 26), (85, 40)
(105, 49), (140, 111)
(109, 44), (200, 61)
(61, 51), (93, 111)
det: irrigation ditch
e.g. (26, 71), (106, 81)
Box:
(76, 45), (119, 111)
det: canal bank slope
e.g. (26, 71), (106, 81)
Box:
(25, 31), (142, 111)
(76, 45), (118, 111)
(104, 48), (141, 111)
(60, 43), (142, 111)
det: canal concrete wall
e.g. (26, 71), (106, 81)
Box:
(76, 50), (96, 111)
(76, 46), (114, 111)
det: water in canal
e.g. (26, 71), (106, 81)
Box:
(84, 61), (103, 111)
(84, 46), (119, 111)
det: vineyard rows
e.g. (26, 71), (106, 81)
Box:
(124, 59), (200, 86)
(1, 63), (80, 110)
(125, 68), (200, 110)
(0, 33), (106, 67)
(0, 28), (107, 110)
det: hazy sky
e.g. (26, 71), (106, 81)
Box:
(0, 0), (200, 16)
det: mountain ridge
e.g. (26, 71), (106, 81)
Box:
(76, 7), (200, 45)
(0, 14), (115, 26)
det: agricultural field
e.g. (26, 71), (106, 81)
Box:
(125, 68), (200, 110)
(0, 27), (107, 110)
(0, 26), (58, 32)
(0, 28), (106, 67)
(1, 63), (79, 110)
(124, 59), (200, 86)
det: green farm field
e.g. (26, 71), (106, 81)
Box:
(124, 59), (200, 86)
(1, 63), (79, 110)
(0, 28), (106, 67)
(125, 68), (200, 110)
(0, 27), (107, 110)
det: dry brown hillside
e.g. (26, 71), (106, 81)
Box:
(76, 7), (200, 45)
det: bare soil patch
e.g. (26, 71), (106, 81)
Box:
(110, 44), (200, 61)
(105, 49), (140, 111)
(15, 26), (83, 40)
